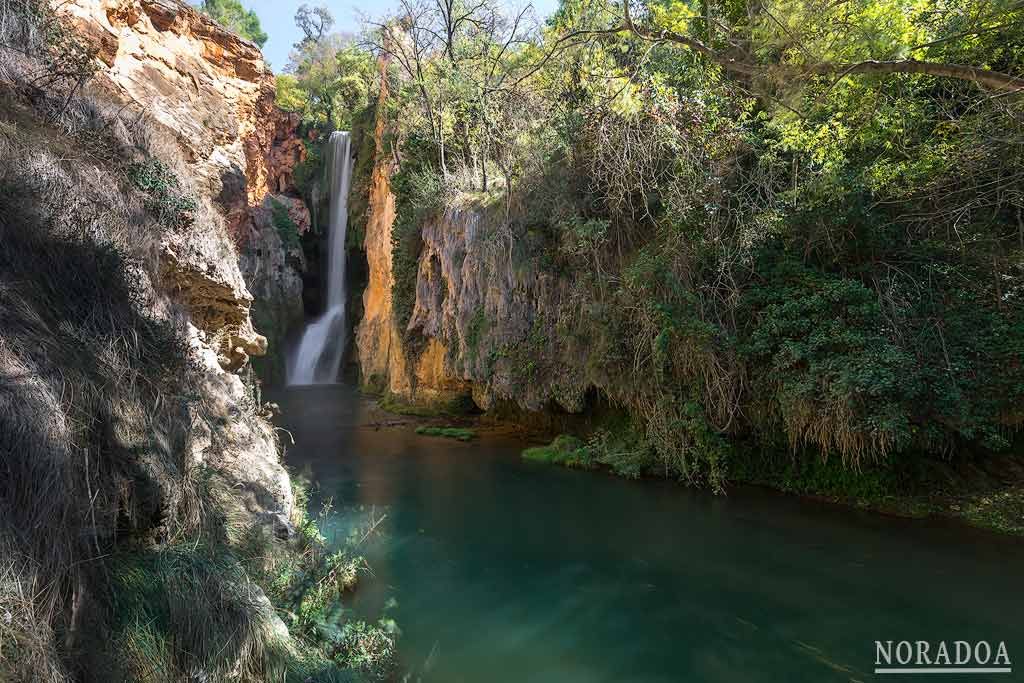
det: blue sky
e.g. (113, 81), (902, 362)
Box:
(240, 0), (560, 71)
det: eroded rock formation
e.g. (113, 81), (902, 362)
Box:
(355, 71), (581, 411)
(47, 0), (301, 512)
(55, 0), (307, 372)
(355, 70), (413, 397)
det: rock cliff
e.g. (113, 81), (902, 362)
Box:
(54, 0), (308, 372)
(355, 68), (414, 396)
(0, 1), (317, 677)
(358, 196), (585, 412)
(57, 0), (275, 231)
(355, 72), (583, 412)
(36, 0), (299, 516)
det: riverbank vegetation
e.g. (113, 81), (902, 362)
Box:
(416, 425), (478, 441)
(271, 0), (1024, 505)
(359, 0), (1024, 496)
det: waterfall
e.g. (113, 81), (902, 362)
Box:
(287, 131), (354, 385)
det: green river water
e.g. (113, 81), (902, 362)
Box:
(272, 384), (1023, 682)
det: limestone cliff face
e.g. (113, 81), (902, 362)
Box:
(55, 0), (307, 372)
(56, 0), (277, 233)
(240, 193), (308, 383)
(355, 72), (415, 397)
(358, 195), (586, 411)
(356, 73), (583, 410)
(48, 0), (298, 513)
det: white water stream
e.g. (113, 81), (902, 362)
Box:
(287, 131), (353, 385)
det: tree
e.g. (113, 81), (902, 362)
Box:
(613, 0), (1024, 93)
(275, 73), (306, 112)
(295, 4), (335, 48)
(198, 0), (267, 47)
(284, 28), (375, 128)
(364, 0), (539, 185)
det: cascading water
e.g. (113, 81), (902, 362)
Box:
(287, 131), (354, 385)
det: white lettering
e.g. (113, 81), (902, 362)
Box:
(955, 641), (972, 665)
(874, 639), (1012, 672)
(876, 641), (893, 666)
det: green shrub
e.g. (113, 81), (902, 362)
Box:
(522, 434), (593, 468)
(730, 447), (904, 504)
(270, 197), (300, 250)
(415, 425), (476, 441)
(585, 428), (658, 479)
(127, 158), (197, 229)
(741, 257), (917, 464)
(335, 619), (399, 680)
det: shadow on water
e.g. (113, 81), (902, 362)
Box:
(270, 384), (1024, 683)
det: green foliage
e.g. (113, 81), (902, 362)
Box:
(363, 0), (1024, 494)
(586, 427), (658, 479)
(522, 428), (657, 477)
(270, 197), (301, 250)
(127, 159), (197, 229)
(285, 36), (376, 128)
(243, 480), (398, 679)
(276, 74), (307, 112)
(199, 0), (267, 47)
(346, 103), (379, 249)
(108, 544), (292, 681)
(293, 138), (326, 233)
(391, 164), (446, 333)
(729, 446), (904, 505)
(335, 619), (399, 680)
(415, 425), (477, 441)
(740, 258), (916, 462)
(522, 434), (593, 468)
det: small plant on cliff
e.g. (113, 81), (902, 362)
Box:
(270, 197), (301, 251)
(127, 158), (197, 229)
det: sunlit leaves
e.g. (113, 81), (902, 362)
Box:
(275, 74), (306, 112)
(650, 0), (700, 36)
(286, 39), (375, 128)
